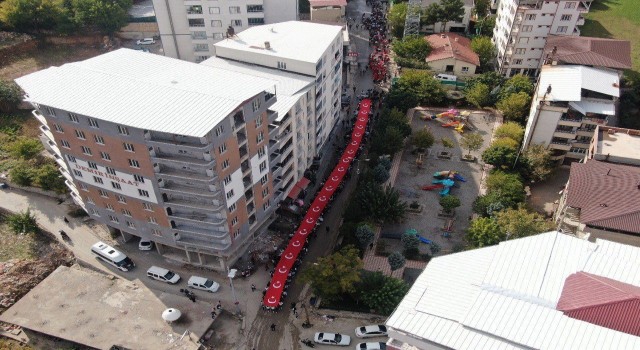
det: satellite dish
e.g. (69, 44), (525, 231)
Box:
(162, 308), (182, 322)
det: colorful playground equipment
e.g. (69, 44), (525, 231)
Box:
(421, 171), (466, 196)
(404, 228), (433, 245)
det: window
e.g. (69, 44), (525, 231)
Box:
(229, 6), (240, 13)
(128, 159), (140, 168)
(213, 33), (224, 39)
(93, 176), (103, 184)
(209, 7), (220, 14)
(131, 175), (144, 184)
(260, 174), (268, 185)
(513, 59), (523, 65)
(556, 26), (568, 33)
(53, 123), (64, 133)
(94, 135), (105, 144)
(117, 125), (129, 135)
(515, 48), (526, 55)
(211, 20), (222, 27)
(247, 4), (263, 12)
(461, 67), (469, 73)
(123, 143), (135, 152)
(233, 229), (240, 238)
(189, 18), (205, 27)
(88, 118), (99, 128)
(226, 189), (234, 199)
(89, 208), (99, 216)
(148, 216), (158, 224)
(222, 159), (230, 169)
(194, 43), (209, 52)
(519, 37), (529, 44)
(256, 131), (264, 143)
(248, 18), (264, 26)
(101, 152), (111, 161)
(191, 31), (207, 40)
(223, 174), (232, 185)
(231, 217), (238, 226)
(522, 25), (532, 32)
(45, 106), (56, 116)
(259, 160), (266, 172)
(109, 215), (119, 223)
(138, 189), (150, 197)
(117, 195), (126, 203)
(80, 184), (89, 192)
(99, 189), (109, 198)
(75, 130), (86, 139)
(525, 14), (536, 20)
(215, 125), (224, 136)
(105, 167), (116, 175)
(88, 161), (98, 170)
(228, 203), (237, 212)
(255, 116), (263, 127)
(67, 155), (76, 163)
(60, 140), (70, 148)
(262, 187), (269, 197)
(152, 229), (162, 237)
(85, 194), (93, 202)
(73, 169), (83, 177)
(277, 61), (287, 70)
(565, 2), (576, 9)
(263, 200), (270, 211)
(121, 209), (131, 217)
(252, 98), (261, 112)
(231, 19), (242, 27)
(258, 147), (265, 158)
(82, 146), (92, 155)
(106, 203), (114, 211)
(186, 5), (202, 14)
(69, 113), (79, 123)
(143, 202), (153, 211)
(195, 55), (210, 63)
(561, 14), (572, 21)
(111, 181), (121, 190)
(126, 221), (136, 229)
(218, 143), (227, 154)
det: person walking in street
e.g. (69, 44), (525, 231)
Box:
(251, 284), (256, 292)
(270, 323), (276, 331)
(216, 300), (222, 310)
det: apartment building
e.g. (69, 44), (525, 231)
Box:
(15, 49), (283, 271)
(214, 21), (345, 154)
(493, 0), (591, 77)
(152, 0), (298, 62)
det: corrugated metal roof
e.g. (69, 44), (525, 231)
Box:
(15, 49), (278, 137)
(545, 35), (632, 70)
(569, 99), (616, 116)
(537, 66), (620, 101)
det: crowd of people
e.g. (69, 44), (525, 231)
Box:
(364, 1), (390, 83)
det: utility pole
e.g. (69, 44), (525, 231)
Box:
(301, 302), (312, 328)
(227, 269), (242, 315)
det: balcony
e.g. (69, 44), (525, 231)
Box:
(248, 214), (257, 227)
(233, 111), (245, 129)
(572, 140), (591, 148)
(156, 165), (216, 182)
(168, 211), (225, 225)
(550, 141), (571, 151)
(268, 124), (278, 139)
(565, 150), (586, 159)
(576, 16), (585, 26)
(270, 150), (282, 164)
(163, 197), (223, 212)
(573, 27), (580, 36)
(172, 222), (228, 239)
(236, 130), (247, 145)
(160, 181), (221, 197)
(32, 110), (47, 125)
(145, 131), (210, 150)
(176, 236), (231, 252)
(39, 125), (55, 143)
(582, 117), (608, 126)
(245, 188), (254, 202)
(247, 202), (255, 215)
(241, 160), (251, 175)
(553, 128), (577, 139)
(558, 116), (583, 127)
(576, 128), (595, 137)
(267, 109), (278, 123)
(152, 152), (215, 167)
(243, 175), (252, 189)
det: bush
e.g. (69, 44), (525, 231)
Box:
(412, 128), (435, 150)
(34, 163), (66, 193)
(355, 224), (376, 249)
(393, 57), (431, 70)
(5, 137), (43, 160)
(401, 233), (420, 252)
(6, 209), (38, 234)
(404, 247), (420, 259)
(375, 240), (389, 257)
(393, 35), (432, 61)
(378, 157), (392, 171)
(9, 161), (34, 186)
(439, 195), (461, 214)
(372, 164), (390, 183)
(494, 122), (524, 143)
(0, 80), (23, 113)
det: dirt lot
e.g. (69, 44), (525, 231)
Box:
(0, 44), (102, 81)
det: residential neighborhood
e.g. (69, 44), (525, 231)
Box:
(0, 0), (639, 349)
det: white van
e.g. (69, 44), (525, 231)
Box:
(434, 73), (457, 82)
(91, 241), (135, 271)
(188, 276), (220, 293)
(146, 266), (181, 284)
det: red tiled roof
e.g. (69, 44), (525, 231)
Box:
(425, 33), (480, 66)
(557, 272), (640, 336)
(566, 160), (640, 234)
(545, 36), (632, 70)
(309, 0), (347, 7)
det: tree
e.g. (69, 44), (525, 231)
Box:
(440, 137), (454, 148)
(373, 126), (404, 155)
(471, 36), (496, 71)
(393, 35), (432, 61)
(301, 245), (363, 301)
(491, 136), (519, 149)
(461, 132), (484, 156)
(356, 224), (376, 249)
(496, 92), (531, 123)
(482, 143), (518, 169)
(485, 170), (525, 207)
(472, 191), (505, 217)
(378, 157), (392, 171)
(388, 3), (407, 38)
(71, 0), (132, 34)
(439, 195), (461, 214)
(0, 80), (23, 113)
(494, 122), (524, 143)
(0, 0), (62, 33)
(387, 70), (446, 110)
(466, 217), (505, 248)
(523, 144), (553, 182)
(6, 137), (43, 159)
(465, 82), (491, 108)
(357, 183), (407, 224)
(34, 163), (66, 193)
(421, 3), (442, 27)
(372, 164), (390, 183)
(6, 209), (38, 234)
(387, 252), (406, 276)
(378, 108), (412, 137)
(498, 74), (534, 101)
(466, 71), (504, 91)
(401, 233), (420, 252)
(412, 128), (435, 150)
(495, 206), (553, 239)
(476, 15), (496, 37)
(438, 0), (465, 26)
(9, 161), (34, 186)
(359, 275), (410, 315)
(474, 0), (490, 16)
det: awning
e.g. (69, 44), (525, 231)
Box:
(287, 177), (311, 199)
(569, 99), (616, 116)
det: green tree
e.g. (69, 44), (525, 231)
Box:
(356, 224), (376, 249)
(378, 108), (412, 137)
(71, 0), (132, 34)
(6, 137), (43, 159)
(496, 92), (531, 123)
(0, 80), (23, 113)
(472, 191), (505, 217)
(401, 233), (420, 252)
(9, 161), (34, 186)
(359, 276), (410, 315)
(465, 82), (491, 108)
(461, 132), (484, 156)
(387, 70), (446, 110)
(373, 126), (404, 155)
(495, 206), (553, 239)
(494, 122), (524, 143)
(34, 163), (66, 193)
(438, 0), (465, 26)
(388, 3), (407, 38)
(299, 0), (310, 14)
(0, 0), (62, 33)
(412, 128), (435, 150)
(474, 0), (490, 16)
(523, 144), (553, 182)
(471, 36), (496, 71)
(476, 15), (496, 36)
(440, 137), (454, 148)
(439, 195), (461, 214)
(393, 35), (432, 61)
(372, 164), (390, 183)
(357, 183), (407, 224)
(466, 217), (505, 248)
(498, 74), (534, 100)
(482, 143), (518, 169)
(492, 136), (520, 149)
(6, 208), (38, 234)
(301, 245), (363, 301)
(387, 251), (406, 276)
(466, 71), (504, 91)
(378, 157), (392, 171)
(485, 170), (525, 207)
(421, 3), (442, 27)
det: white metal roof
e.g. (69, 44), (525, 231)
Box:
(386, 231), (640, 349)
(213, 21), (343, 64)
(569, 98), (616, 116)
(537, 65), (620, 101)
(15, 49), (278, 137)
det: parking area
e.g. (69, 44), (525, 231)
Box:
(123, 37), (162, 54)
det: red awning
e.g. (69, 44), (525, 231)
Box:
(287, 177), (311, 199)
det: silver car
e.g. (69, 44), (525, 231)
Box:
(314, 332), (351, 346)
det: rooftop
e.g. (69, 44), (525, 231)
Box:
(537, 65), (620, 101)
(213, 21), (343, 64)
(309, 0), (347, 6)
(425, 33), (480, 66)
(15, 49), (277, 138)
(545, 35), (632, 70)
(566, 160), (640, 234)
(0, 266), (212, 350)
(386, 231), (640, 349)
(594, 126), (640, 164)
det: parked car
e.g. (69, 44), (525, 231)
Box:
(433, 73), (457, 82)
(355, 325), (387, 338)
(136, 38), (155, 45)
(134, 47), (150, 52)
(146, 266), (180, 284)
(356, 342), (386, 350)
(0, 182), (8, 189)
(314, 332), (351, 346)
(138, 239), (153, 251)
(187, 276), (220, 292)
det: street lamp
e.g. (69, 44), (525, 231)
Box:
(227, 268), (242, 315)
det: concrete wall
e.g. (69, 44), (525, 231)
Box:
(311, 6), (345, 22)
(264, 0), (298, 23)
(529, 107), (563, 146)
(117, 22), (160, 40)
(428, 57), (477, 77)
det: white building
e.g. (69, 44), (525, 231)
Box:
(152, 0), (298, 62)
(421, 0), (474, 34)
(214, 21), (344, 154)
(385, 231), (640, 349)
(493, 0), (591, 77)
(522, 65), (619, 165)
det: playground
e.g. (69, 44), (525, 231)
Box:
(379, 108), (497, 256)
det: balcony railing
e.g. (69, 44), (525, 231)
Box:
(152, 152), (215, 167)
(161, 182), (220, 197)
(163, 197), (224, 212)
(176, 236), (231, 252)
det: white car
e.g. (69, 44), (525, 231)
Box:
(356, 342), (386, 350)
(355, 325), (387, 338)
(138, 239), (153, 251)
(187, 276), (220, 293)
(314, 332), (351, 346)
(136, 38), (155, 45)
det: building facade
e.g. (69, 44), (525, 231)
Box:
(152, 0), (298, 62)
(421, 0), (474, 33)
(493, 0), (591, 77)
(309, 0), (347, 23)
(425, 33), (479, 77)
(17, 49), (285, 271)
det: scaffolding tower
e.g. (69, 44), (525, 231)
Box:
(403, 0), (422, 37)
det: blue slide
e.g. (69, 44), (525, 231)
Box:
(418, 236), (432, 244)
(453, 174), (466, 182)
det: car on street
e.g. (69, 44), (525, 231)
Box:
(146, 266), (181, 284)
(314, 332), (351, 346)
(187, 276), (220, 292)
(355, 325), (387, 338)
(136, 38), (155, 45)
(356, 342), (386, 350)
(138, 239), (153, 251)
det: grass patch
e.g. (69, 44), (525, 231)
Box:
(0, 221), (38, 262)
(318, 293), (371, 313)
